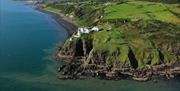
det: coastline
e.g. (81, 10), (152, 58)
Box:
(36, 6), (180, 82)
(26, 1), (180, 82)
(35, 7), (78, 36)
(16, 0), (78, 35)
(57, 55), (180, 81)
(2, 1), (180, 91)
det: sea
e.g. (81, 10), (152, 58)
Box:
(0, 0), (179, 91)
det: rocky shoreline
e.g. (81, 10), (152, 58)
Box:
(44, 11), (180, 82)
(30, 1), (180, 82)
(55, 30), (180, 81)
(55, 32), (180, 81)
(56, 55), (180, 81)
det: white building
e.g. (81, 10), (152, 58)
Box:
(91, 27), (100, 32)
(77, 30), (82, 36)
(74, 27), (100, 38)
(84, 27), (91, 33)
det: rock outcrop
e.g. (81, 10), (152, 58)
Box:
(56, 20), (180, 81)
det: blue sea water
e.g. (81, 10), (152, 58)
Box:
(0, 0), (179, 91)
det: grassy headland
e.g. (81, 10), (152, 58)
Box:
(38, 0), (180, 81)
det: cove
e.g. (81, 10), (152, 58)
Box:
(0, 0), (179, 91)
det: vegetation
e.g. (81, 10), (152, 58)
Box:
(103, 1), (180, 24)
(41, 0), (180, 68)
(78, 20), (179, 67)
(41, 2), (104, 26)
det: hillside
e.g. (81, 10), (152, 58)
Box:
(39, 0), (180, 81)
(103, 1), (180, 24)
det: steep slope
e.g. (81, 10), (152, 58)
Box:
(40, 0), (180, 81)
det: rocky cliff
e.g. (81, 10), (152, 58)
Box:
(56, 20), (180, 81)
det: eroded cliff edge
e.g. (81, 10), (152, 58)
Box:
(36, 0), (180, 81)
(56, 20), (180, 81)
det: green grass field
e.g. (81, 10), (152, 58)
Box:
(103, 1), (180, 24)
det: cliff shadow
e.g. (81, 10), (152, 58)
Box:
(128, 49), (138, 69)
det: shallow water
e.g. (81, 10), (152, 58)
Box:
(0, 0), (180, 91)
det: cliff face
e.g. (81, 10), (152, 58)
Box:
(45, 0), (180, 80)
(56, 20), (180, 80)
(58, 36), (179, 67)
(58, 20), (179, 67)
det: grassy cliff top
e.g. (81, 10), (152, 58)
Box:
(103, 1), (180, 24)
(42, 0), (180, 67)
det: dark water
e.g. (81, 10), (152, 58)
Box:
(0, 0), (180, 91)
